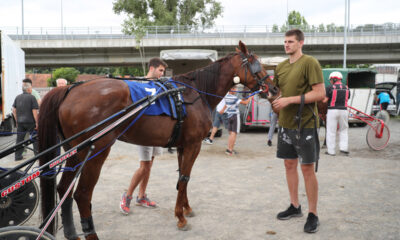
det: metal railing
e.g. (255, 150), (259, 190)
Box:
(1, 24), (400, 40)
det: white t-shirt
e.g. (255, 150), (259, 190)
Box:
(216, 99), (226, 112)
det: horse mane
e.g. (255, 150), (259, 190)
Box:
(172, 53), (236, 94)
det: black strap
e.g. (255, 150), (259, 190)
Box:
(295, 94), (319, 172)
(161, 80), (185, 148)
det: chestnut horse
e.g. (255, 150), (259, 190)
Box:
(38, 41), (278, 239)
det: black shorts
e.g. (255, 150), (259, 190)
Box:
(227, 114), (239, 133)
(277, 127), (320, 164)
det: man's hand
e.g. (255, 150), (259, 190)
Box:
(272, 97), (293, 111)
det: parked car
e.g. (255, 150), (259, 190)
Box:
(372, 82), (398, 116)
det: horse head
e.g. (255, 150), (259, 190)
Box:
(233, 41), (280, 100)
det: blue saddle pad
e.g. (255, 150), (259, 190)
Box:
(123, 80), (186, 117)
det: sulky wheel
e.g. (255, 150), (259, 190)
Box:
(0, 168), (39, 227)
(366, 121), (390, 151)
(375, 110), (390, 123)
(0, 226), (55, 240)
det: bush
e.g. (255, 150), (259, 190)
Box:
(47, 67), (80, 87)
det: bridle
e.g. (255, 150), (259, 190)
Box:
(238, 52), (279, 96)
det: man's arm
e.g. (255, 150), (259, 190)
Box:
(12, 107), (17, 125)
(32, 109), (39, 129)
(239, 96), (254, 105)
(272, 83), (326, 111)
(219, 105), (227, 115)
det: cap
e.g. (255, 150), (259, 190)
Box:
(329, 71), (343, 81)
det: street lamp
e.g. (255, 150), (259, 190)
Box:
(21, 0), (24, 39)
(61, 0), (64, 35)
(343, 0), (350, 68)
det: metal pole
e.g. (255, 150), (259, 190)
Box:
(343, 0), (348, 68)
(21, 0), (24, 40)
(286, 0), (289, 27)
(61, 0), (64, 35)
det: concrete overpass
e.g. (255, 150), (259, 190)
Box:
(8, 26), (400, 67)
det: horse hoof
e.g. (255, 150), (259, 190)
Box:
(177, 223), (191, 231)
(85, 234), (99, 240)
(184, 210), (195, 217)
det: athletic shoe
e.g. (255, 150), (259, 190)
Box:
(277, 204), (303, 220)
(324, 151), (335, 156)
(304, 212), (320, 233)
(340, 150), (350, 156)
(203, 138), (213, 145)
(136, 194), (156, 208)
(120, 192), (132, 215)
(267, 140), (272, 146)
(225, 149), (237, 155)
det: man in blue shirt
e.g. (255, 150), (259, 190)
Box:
(377, 92), (390, 110)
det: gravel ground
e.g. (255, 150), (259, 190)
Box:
(1, 118), (399, 240)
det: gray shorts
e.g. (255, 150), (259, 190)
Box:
(212, 111), (228, 129)
(137, 145), (163, 161)
(276, 127), (320, 164)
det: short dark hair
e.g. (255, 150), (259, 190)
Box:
(23, 78), (33, 84)
(148, 57), (168, 69)
(285, 29), (304, 41)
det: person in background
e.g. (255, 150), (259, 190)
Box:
(272, 29), (325, 233)
(12, 82), (39, 161)
(203, 98), (228, 145)
(56, 78), (68, 87)
(221, 86), (252, 155)
(324, 71), (350, 156)
(23, 78), (41, 106)
(120, 58), (168, 214)
(376, 91), (390, 111)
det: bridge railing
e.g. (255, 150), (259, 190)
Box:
(1, 24), (399, 40)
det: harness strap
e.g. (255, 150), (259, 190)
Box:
(295, 94), (319, 172)
(161, 80), (185, 148)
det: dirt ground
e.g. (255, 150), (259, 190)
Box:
(1, 118), (400, 240)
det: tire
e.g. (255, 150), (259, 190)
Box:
(215, 128), (223, 138)
(0, 168), (40, 227)
(0, 226), (55, 240)
(375, 110), (390, 124)
(366, 121), (390, 151)
(356, 122), (367, 127)
(1, 117), (15, 136)
(240, 123), (247, 133)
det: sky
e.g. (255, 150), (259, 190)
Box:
(0, 0), (399, 31)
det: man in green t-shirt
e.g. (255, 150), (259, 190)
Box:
(272, 29), (325, 233)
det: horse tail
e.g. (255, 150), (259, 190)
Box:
(38, 86), (69, 234)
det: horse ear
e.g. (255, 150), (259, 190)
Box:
(235, 47), (240, 53)
(239, 41), (248, 55)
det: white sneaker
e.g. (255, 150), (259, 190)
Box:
(203, 138), (213, 145)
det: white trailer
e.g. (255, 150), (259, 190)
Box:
(0, 30), (25, 133)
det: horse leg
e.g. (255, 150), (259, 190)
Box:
(57, 154), (81, 240)
(176, 147), (194, 218)
(73, 147), (111, 240)
(175, 142), (201, 230)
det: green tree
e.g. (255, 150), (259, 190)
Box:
(280, 10), (309, 32)
(113, 0), (223, 29)
(113, 0), (223, 74)
(47, 67), (79, 87)
(272, 24), (279, 33)
(318, 23), (325, 32)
